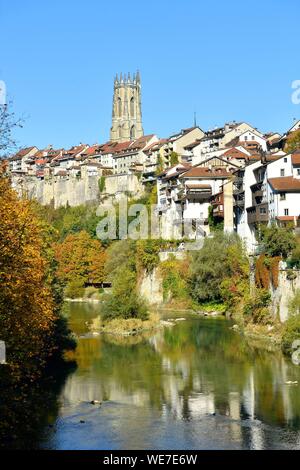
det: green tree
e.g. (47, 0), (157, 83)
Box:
(102, 267), (148, 321)
(284, 129), (300, 153)
(189, 232), (249, 304)
(259, 224), (296, 258)
(282, 290), (300, 355)
(170, 151), (179, 166)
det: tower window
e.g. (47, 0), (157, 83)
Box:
(130, 125), (136, 140)
(130, 97), (135, 117)
(118, 97), (122, 117)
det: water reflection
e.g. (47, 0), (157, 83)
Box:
(41, 303), (300, 450)
(3, 302), (300, 449)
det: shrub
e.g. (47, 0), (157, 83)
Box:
(159, 256), (189, 301)
(243, 289), (272, 325)
(189, 232), (249, 304)
(259, 224), (296, 259)
(284, 129), (300, 153)
(255, 255), (281, 289)
(170, 151), (179, 166)
(65, 279), (85, 299)
(101, 267), (149, 321)
(286, 269), (298, 281)
(288, 289), (300, 316)
(287, 239), (300, 268)
(98, 176), (106, 193)
(282, 314), (300, 355)
(84, 286), (101, 299)
(255, 255), (270, 289)
(136, 240), (161, 273)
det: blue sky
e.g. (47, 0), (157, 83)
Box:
(0, 0), (299, 149)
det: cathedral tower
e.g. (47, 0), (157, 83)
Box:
(110, 71), (144, 143)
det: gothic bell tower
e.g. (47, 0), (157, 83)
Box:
(110, 71), (144, 143)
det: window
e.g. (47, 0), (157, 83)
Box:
(118, 97), (122, 117)
(260, 207), (267, 214)
(297, 169), (300, 175)
(245, 136), (248, 141)
(280, 192), (286, 200)
(284, 158), (287, 163)
(130, 125), (136, 140)
(130, 97), (135, 117)
(280, 169), (285, 176)
(284, 208), (289, 216)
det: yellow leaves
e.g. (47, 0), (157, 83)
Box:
(0, 169), (57, 379)
(54, 230), (106, 285)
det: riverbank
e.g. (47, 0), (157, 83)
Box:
(229, 320), (283, 353)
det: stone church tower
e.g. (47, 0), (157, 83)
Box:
(110, 71), (144, 143)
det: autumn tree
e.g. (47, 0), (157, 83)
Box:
(284, 129), (300, 153)
(0, 167), (74, 380)
(54, 230), (106, 295)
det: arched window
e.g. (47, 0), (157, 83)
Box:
(118, 125), (122, 139)
(118, 97), (122, 117)
(130, 125), (135, 140)
(130, 96), (135, 117)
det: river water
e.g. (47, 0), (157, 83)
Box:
(3, 302), (300, 449)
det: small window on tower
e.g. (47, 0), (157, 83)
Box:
(130, 97), (135, 117)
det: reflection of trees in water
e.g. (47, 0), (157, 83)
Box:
(0, 360), (76, 449)
(4, 309), (300, 449)
(69, 318), (300, 431)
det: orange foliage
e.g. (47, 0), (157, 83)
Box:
(255, 255), (270, 289)
(270, 256), (281, 289)
(54, 231), (106, 285)
(255, 254), (281, 290)
(0, 168), (56, 379)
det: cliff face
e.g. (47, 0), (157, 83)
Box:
(11, 173), (144, 208)
(12, 175), (100, 208)
(138, 268), (164, 305)
(270, 270), (300, 322)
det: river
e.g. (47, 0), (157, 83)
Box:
(2, 302), (300, 449)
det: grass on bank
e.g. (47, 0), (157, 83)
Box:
(90, 312), (161, 336)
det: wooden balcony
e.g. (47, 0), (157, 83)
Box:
(186, 190), (212, 201)
(247, 203), (269, 224)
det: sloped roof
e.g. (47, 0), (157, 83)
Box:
(11, 146), (38, 160)
(180, 166), (231, 179)
(268, 176), (300, 192)
(292, 150), (300, 166)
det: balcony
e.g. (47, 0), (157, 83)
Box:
(186, 190), (212, 201)
(212, 206), (224, 218)
(233, 187), (244, 195)
(247, 203), (269, 224)
(234, 198), (245, 209)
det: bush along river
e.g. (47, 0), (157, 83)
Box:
(1, 302), (300, 450)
